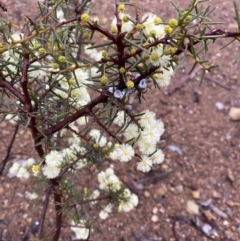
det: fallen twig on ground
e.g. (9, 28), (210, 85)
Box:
(138, 169), (175, 184)
(204, 75), (234, 91)
(165, 66), (202, 95)
(165, 66), (234, 95)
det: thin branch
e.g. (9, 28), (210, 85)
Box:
(0, 124), (19, 175)
(89, 110), (122, 143)
(204, 75), (234, 91)
(68, 195), (110, 208)
(0, 80), (25, 103)
(38, 186), (52, 238)
(165, 66), (202, 95)
(51, 179), (63, 241)
(133, 0), (139, 23)
(58, 151), (91, 178)
(45, 90), (108, 136)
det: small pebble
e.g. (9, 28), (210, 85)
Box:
(225, 230), (234, 239)
(226, 200), (235, 207)
(192, 190), (200, 199)
(202, 210), (216, 220)
(215, 102), (224, 110)
(229, 107), (240, 121)
(161, 164), (169, 170)
(159, 207), (165, 214)
(202, 223), (212, 235)
(227, 171), (235, 182)
(175, 185), (184, 193)
(152, 207), (158, 214)
(151, 215), (158, 222)
(186, 200), (200, 215)
(144, 191), (150, 198)
(223, 220), (229, 226)
(212, 190), (222, 199)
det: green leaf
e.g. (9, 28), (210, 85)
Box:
(86, 41), (114, 49)
(234, 0), (240, 30)
(199, 69), (205, 86)
(124, 37), (146, 52)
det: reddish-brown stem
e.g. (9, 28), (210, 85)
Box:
(68, 195), (111, 208)
(0, 80), (25, 103)
(133, 0), (139, 23)
(51, 179), (63, 241)
(66, 125), (90, 142)
(58, 152), (91, 178)
(115, 0), (121, 34)
(87, 22), (116, 42)
(20, 52), (45, 158)
(45, 90), (109, 136)
(89, 110), (122, 143)
(38, 186), (52, 238)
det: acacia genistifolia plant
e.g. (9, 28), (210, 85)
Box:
(0, 0), (240, 240)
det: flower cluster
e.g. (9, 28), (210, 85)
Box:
(42, 150), (64, 179)
(111, 110), (165, 172)
(71, 220), (92, 240)
(97, 167), (139, 218)
(42, 143), (87, 179)
(8, 158), (35, 179)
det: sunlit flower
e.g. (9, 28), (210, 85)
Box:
(71, 220), (91, 240)
(137, 139), (156, 155)
(138, 110), (156, 127)
(90, 190), (100, 204)
(89, 129), (100, 139)
(118, 189), (139, 212)
(97, 136), (107, 147)
(28, 62), (47, 80)
(25, 191), (38, 200)
(8, 162), (20, 176)
(54, 81), (70, 99)
(25, 158), (35, 167)
(123, 123), (139, 141)
(140, 127), (161, 143)
(109, 144), (120, 161)
(150, 149), (165, 164)
(99, 203), (113, 219)
(136, 155), (152, 172)
(45, 150), (64, 167)
(74, 68), (89, 84)
(74, 158), (87, 170)
(16, 167), (30, 179)
(99, 210), (109, 220)
(116, 144), (135, 162)
(62, 148), (76, 162)
(42, 164), (61, 179)
(32, 165), (40, 176)
(98, 168), (121, 191)
(111, 13), (134, 33)
(142, 13), (165, 40)
(113, 111), (126, 126)
(56, 9), (66, 22)
(84, 45), (103, 61)
(70, 86), (90, 103)
(150, 46), (171, 67)
(152, 119), (165, 136)
(8, 33), (24, 44)
(153, 67), (173, 87)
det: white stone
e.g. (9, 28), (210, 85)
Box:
(229, 107), (240, 121)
